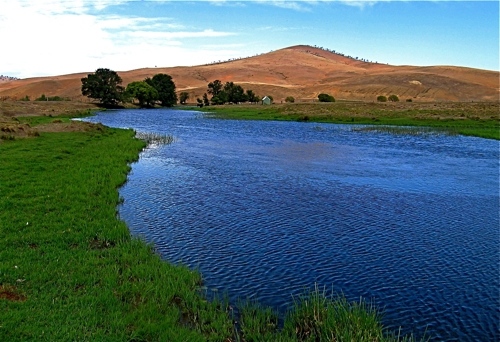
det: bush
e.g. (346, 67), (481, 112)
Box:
(34, 94), (69, 101)
(285, 96), (295, 103)
(388, 94), (399, 102)
(406, 98), (412, 102)
(377, 95), (387, 102)
(318, 93), (335, 102)
(19, 95), (30, 101)
(48, 96), (68, 101)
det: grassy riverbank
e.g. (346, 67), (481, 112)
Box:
(0, 102), (424, 341)
(199, 102), (500, 140)
(0, 125), (237, 341)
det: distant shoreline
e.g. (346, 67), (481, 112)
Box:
(192, 101), (500, 140)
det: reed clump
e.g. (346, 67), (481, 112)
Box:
(135, 131), (175, 145)
(238, 286), (424, 341)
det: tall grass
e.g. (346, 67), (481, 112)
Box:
(351, 125), (459, 136)
(238, 285), (425, 341)
(135, 131), (175, 145)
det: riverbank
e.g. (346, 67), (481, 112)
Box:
(197, 101), (500, 140)
(0, 122), (238, 340)
(0, 102), (423, 340)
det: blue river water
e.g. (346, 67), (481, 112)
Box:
(83, 109), (499, 341)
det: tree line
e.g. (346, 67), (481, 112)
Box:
(81, 68), (177, 107)
(84, 68), (411, 106)
(81, 68), (263, 107)
(198, 80), (260, 106)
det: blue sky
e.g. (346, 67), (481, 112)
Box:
(2, 1), (498, 78)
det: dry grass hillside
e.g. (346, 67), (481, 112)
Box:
(1, 45), (498, 103)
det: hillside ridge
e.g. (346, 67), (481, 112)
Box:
(0, 45), (498, 102)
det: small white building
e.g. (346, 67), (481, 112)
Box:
(262, 96), (272, 105)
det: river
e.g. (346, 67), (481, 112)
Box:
(83, 108), (499, 341)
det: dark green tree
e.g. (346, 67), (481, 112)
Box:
(202, 93), (210, 106)
(211, 91), (228, 105)
(318, 93), (335, 102)
(125, 81), (158, 107)
(145, 73), (177, 107)
(388, 94), (399, 102)
(246, 89), (259, 103)
(179, 92), (189, 104)
(207, 80), (223, 97)
(285, 96), (295, 103)
(81, 68), (124, 106)
(377, 95), (387, 102)
(224, 82), (247, 103)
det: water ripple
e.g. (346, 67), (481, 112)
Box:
(85, 109), (499, 342)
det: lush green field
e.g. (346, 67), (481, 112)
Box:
(0, 117), (424, 341)
(0, 126), (234, 341)
(198, 102), (500, 140)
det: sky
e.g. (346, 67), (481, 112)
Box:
(1, 0), (499, 79)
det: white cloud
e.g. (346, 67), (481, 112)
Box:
(255, 0), (315, 11)
(1, 0), (240, 78)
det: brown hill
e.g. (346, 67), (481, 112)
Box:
(0, 45), (498, 103)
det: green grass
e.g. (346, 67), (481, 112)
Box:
(198, 102), (500, 140)
(0, 126), (233, 341)
(15, 109), (97, 126)
(0, 119), (426, 341)
(238, 286), (424, 342)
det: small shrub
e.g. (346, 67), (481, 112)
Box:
(388, 94), (399, 102)
(47, 96), (67, 101)
(19, 95), (30, 101)
(377, 95), (387, 102)
(35, 94), (47, 101)
(318, 93), (335, 102)
(406, 98), (413, 102)
(285, 96), (295, 103)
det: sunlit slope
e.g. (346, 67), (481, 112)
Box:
(1, 45), (498, 102)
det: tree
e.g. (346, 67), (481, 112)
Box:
(246, 89), (259, 103)
(81, 68), (124, 106)
(318, 93), (335, 102)
(179, 92), (189, 104)
(145, 73), (177, 107)
(207, 80), (223, 97)
(223, 82), (247, 103)
(125, 81), (158, 107)
(202, 93), (210, 106)
(377, 95), (387, 102)
(211, 91), (228, 105)
(388, 94), (399, 102)
(285, 96), (295, 103)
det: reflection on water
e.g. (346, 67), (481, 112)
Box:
(84, 109), (499, 341)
